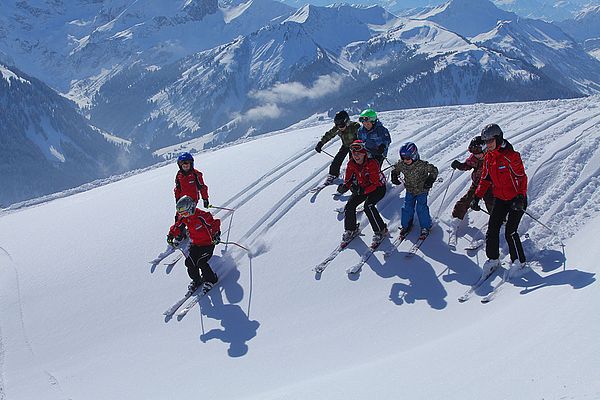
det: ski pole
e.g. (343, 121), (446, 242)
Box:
(209, 205), (236, 212)
(524, 210), (564, 243)
(321, 150), (335, 159)
(221, 241), (250, 252)
(434, 169), (456, 221)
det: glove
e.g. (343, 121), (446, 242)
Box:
(337, 184), (348, 194)
(391, 170), (401, 185)
(512, 194), (527, 211)
(167, 235), (179, 247)
(212, 231), (221, 245)
(203, 198), (210, 208)
(376, 144), (386, 155)
(451, 160), (462, 170)
(469, 197), (481, 211)
(423, 175), (435, 189)
(315, 141), (324, 153)
(350, 185), (364, 196)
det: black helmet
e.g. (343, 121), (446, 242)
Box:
(481, 124), (503, 143)
(468, 136), (484, 154)
(334, 110), (350, 128)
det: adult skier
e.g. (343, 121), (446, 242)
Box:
(337, 140), (388, 246)
(448, 136), (495, 237)
(174, 152), (210, 208)
(391, 142), (438, 239)
(469, 124), (528, 279)
(314, 110), (360, 185)
(167, 196), (221, 294)
(357, 108), (391, 166)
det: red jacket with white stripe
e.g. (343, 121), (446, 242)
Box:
(475, 140), (527, 201)
(174, 169), (209, 203)
(342, 158), (385, 195)
(169, 209), (220, 246)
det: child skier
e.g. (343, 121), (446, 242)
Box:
(167, 196), (221, 295)
(448, 136), (494, 242)
(337, 140), (388, 247)
(470, 124), (528, 280)
(314, 110), (360, 184)
(391, 142), (438, 239)
(357, 108), (391, 166)
(174, 152), (210, 208)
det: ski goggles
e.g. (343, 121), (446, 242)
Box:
(335, 121), (347, 129)
(350, 142), (366, 152)
(177, 209), (192, 217)
(358, 116), (375, 123)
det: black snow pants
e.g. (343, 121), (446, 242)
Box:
(486, 198), (526, 263)
(185, 244), (217, 285)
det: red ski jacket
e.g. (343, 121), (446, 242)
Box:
(342, 158), (385, 195)
(475, 140), (527, 201)
(169, 209), (220, 246)
(174, 169), (209, 203)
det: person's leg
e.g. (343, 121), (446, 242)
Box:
(344, 193), (367, 231)
(485, 199), (510, 260)
(329, 146), (349, 177)
(415, 192), (433, 229)
(452, 184), (476, 220)
(401, 192), (416, 229)
(188, 245), (217, 284)
(505, 208), (526, 263)
(363, 186), (387, 232)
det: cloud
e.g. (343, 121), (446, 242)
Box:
(250, 74), (343, 104)
(239, 74), (343, 122)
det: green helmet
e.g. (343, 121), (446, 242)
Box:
(359, 108), (377, 123)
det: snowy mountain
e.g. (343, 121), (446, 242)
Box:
(556, 5), (600, 61)
(0, 0), (294, 99)
(1, 96), (599, 399)
(0, 63), (154, 206)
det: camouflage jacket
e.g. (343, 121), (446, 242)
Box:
(319, 121), (361, 147)
(393, 159), (438, 195)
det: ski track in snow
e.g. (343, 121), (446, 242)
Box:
(0, 247), (68, 399)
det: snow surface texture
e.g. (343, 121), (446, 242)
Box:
(1, 97), (599, 399)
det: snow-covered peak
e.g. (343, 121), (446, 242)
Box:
(0, 63), (30, 86)
(418, 0), (517, 38)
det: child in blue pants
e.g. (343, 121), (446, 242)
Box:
(390, 142), (438, 238)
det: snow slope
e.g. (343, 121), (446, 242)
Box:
(1, 96), (599, 399)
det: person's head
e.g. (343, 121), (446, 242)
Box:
(350, 140), (368, 164)
(334, 110), (350, 131)
(469, 135), (485, 159)
(176, 196), (196, 217)
(177, 152), (194, 171)
(358, 108), (377, 130)
(399, 142), (419, 165)
(480, 124), (503, 152)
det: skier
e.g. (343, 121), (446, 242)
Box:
(167, 196), (221, 294)
(314, 110), (361, 185)
(174, 152), (210, 209)
(391, 142), (438, 239)
(449, 136), (494, 236)
(469, 124), (528, 279)
(337, 140), (388, 246)
(357, 108), (391, 166)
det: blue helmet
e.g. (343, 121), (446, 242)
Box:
(399, 142), (419, 161)
(177, 152), (194, 168)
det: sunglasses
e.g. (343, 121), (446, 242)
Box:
(335, 122), (347, 129)
(358, 116), (374, 123)
(180, 161), (191, 165)
(401, 156), (413, 161)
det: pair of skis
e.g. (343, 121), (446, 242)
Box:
(163, 283), (217, 321)
(458, 263), (529, 303)
(314, 228), (429, 275)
